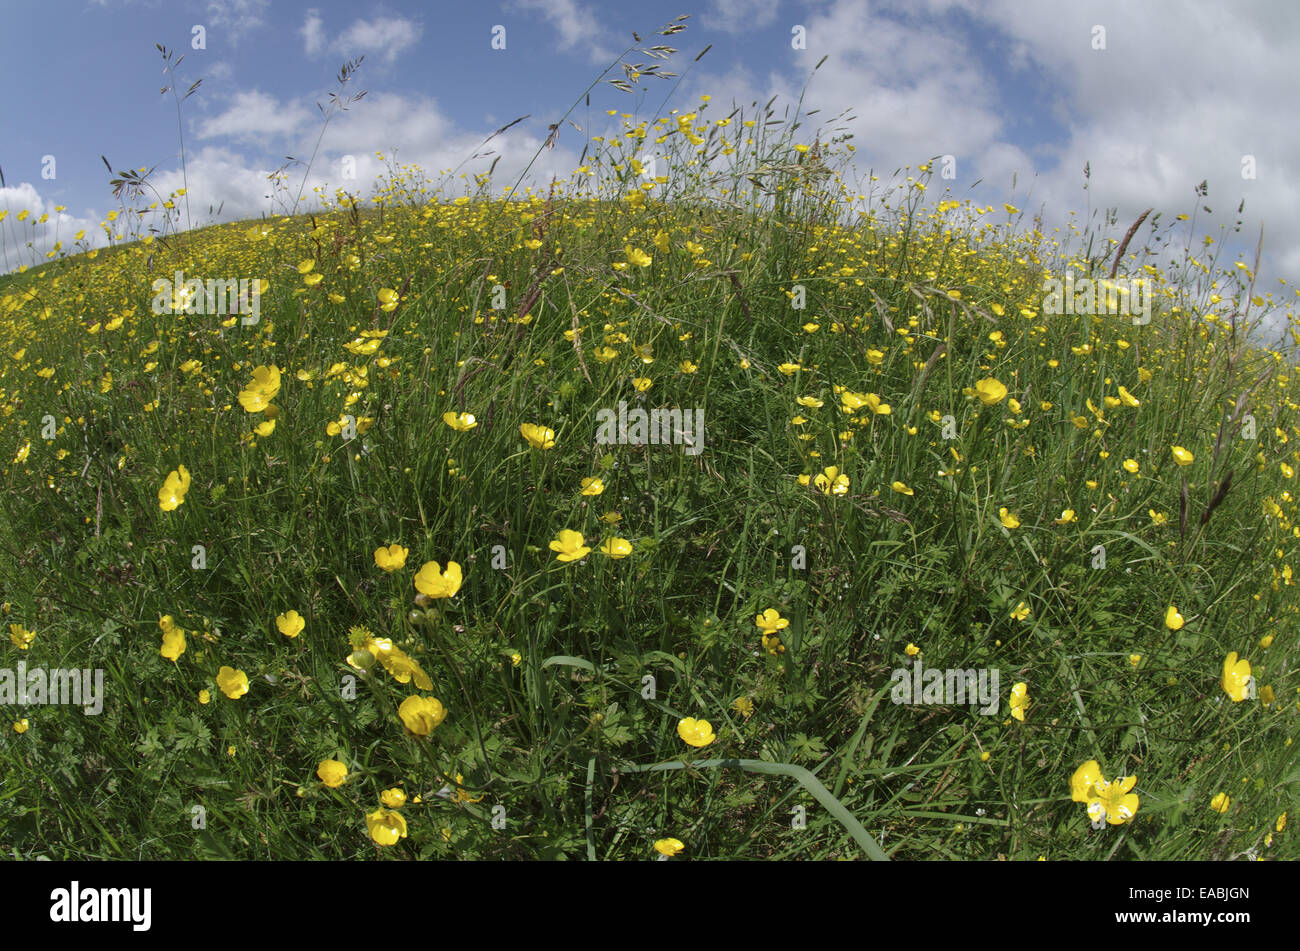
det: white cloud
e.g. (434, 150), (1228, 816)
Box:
(299, 11), (422, 65)
(205, 0), (269, 44)
(508, 0), (614, 64)
(301, 9), (326, 57)
(38, 95), (584, 250)
(197, 90), (314, 143)
(334, 16), (421, 63)
(146, 146), (292, 222)
(706, 0), (782, 34)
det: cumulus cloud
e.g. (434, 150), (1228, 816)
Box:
(205, 0), (270, 45)
(299, 10), (422, 65)
(197, 90), (314, 143)
(508, 0), (615, 64)
(301, 9), (326, 57)
(146, 146), (292, 222)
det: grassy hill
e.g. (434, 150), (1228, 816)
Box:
(0, 104), (1295, 859)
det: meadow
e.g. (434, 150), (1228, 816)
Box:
(0, 37), (1296, 859)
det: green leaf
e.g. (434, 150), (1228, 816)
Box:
(541, 655), (595, 673)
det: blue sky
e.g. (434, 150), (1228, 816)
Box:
(4, 0), (1299, 338)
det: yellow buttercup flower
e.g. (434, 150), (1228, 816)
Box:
(813, 466), (849, 495)
(600, 537), (632, 559)
(358, 637), (434, 690)
(1009, 682), (1029, 720)
(999, 508), (1020, 529)
(520, 423), (556, 449)
(550, 529), (591, 562)
(1164, 605), (1184, 630)
(366, 807), (408, 846)
(276, 610), (305, 639)
(237, 365), (281, 413)
(1070, 760), (1103, 802)
(654, 838), (685, 857)
(625, 246), (652, 268)
(317, 759), (348, 788)
(839, 390), (867, 412)
(1171, 445), (1194, 466)
(1221, 652), (1252, 702)
(216, 666), (249, 700)
(1070, 760), (1139, 824)
(442, 411), (477, 431)
(974, 377), (1007, 405)
(863, 393), (891, 415)
(9, 624), (35, 650)
(157, 465), (192, 511)
(1087, 774), (1140, 826)
(1209, 792), (1231, 814)
(374, 544), (409, 572)
(755, 609), (789, 634)
(398, 695), (447, 735)
(414, 561), (462, 598)
(159, 616), (186, 660)
(677, 717), (715, 748)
